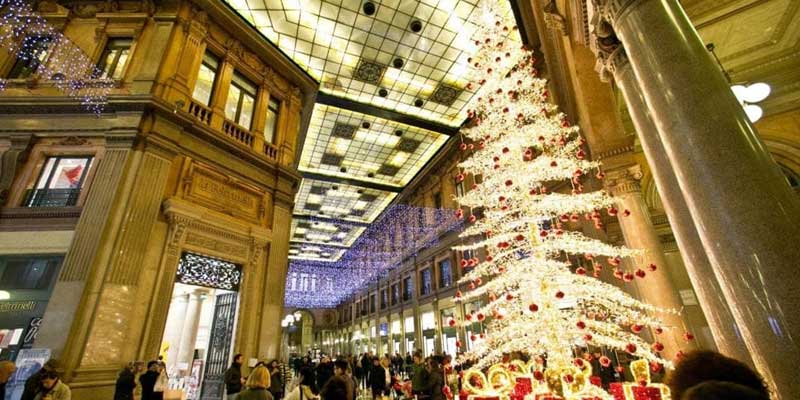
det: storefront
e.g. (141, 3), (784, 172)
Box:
(439, 307), (458, 357)
(159, 252), (241, 400)
(0, 255), (63, 361)
(404, 315), (415, 354)
(421, 311), (436, 356)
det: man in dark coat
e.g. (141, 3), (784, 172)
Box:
(139, 361), (163, 400)
(225, 354), (245, 397)
(114, 363), (137, 400)
(423, 358), (444, 400)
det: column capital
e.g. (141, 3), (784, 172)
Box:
(604, 164), (644, 195)
(588, 12), (628, 82)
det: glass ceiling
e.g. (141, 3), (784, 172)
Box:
(300, 104), (448, 187)
(222, 0), (520, 267)
(225, 0), (515, 126)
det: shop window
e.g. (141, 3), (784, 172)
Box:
(438, 259), (452, 288)
(264, 97), (280, 143)
(369, 294), (376, 313)
(0, 256), (62, 290)
(192, 52), (219, 106)
(224, 72), (257, 130)
(8, 36), (52, 79)
(96, 38), (132, 79)
(24, 156), (92, 207)
(380, 289), (388, 309)
(403, 276), (413, 301)
(420, 268), (433, 296)
(391, 283), (400, 306)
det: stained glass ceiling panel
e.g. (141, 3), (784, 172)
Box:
(294, 179), (397, 223)
(289, 242), (348, 262)
(300, 103), (448, 187)
(223, 0), (518, 126)
(291, 219), (367, 248)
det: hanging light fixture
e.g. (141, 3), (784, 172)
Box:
(707, 43), (770, 123)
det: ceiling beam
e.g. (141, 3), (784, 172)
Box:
(300, 170), (403, 193)
(316, 92), (462, 136)
(292, 213), (370, 228)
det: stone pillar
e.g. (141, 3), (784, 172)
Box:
(162, 293), (190, 369)
(597, 45), (752, 364)
(258, 199), (292, 360)
(594, 0), (800, 395)
(0, 134), (32, 206)
(605, 165), (690, 360)
(177, 289), (207, 368)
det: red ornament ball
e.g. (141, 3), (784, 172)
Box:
(506, 293), (514, 301)
(600, 356), (611, 367)
(470, 335), (477, 342)
(550, 161), (558, 167)
(515, 234), (525, 241)
(635, 269), (646, 278)
(576, 321), (586, 329)
(648, 263), (658, 272)
(477, 313), (485, 321)
(505, 179), (513, 187)
(631, 324), (643, 333)
(563, 374), (574, 383)
(528, 303), (539, 312)
(555, 291), (565, 299)
(684, 332), (695, 342)
(623, 273), (635, 282)
(448, 318), (456, 327)
(652, 342), (665, 352)
(539, 230), (548, 238)
(626, 343), (637, 354)
(608, 207), (618, 216)
(583, 333), (593, 342)
(533, 371), (544, 381)
(623, 209), (631, 217)
(655, 327), (664, 335)
(459, 143), (467, 151)
(576, 267), (586, 275)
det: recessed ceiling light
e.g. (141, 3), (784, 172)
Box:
(340, 167), (347, 173)
(414, 98), (424, 107)
(357, 189), (365, 194)
(362, 121), (371, 129)
(409, 20), (423, 33)
(393, 58), (404, 68)
(378, 88), (388, 97)
(395, 130), (403, 137)
(368, 172), (375, 178)
(332, 185), (339, 190)
(363, 1), (376, 15)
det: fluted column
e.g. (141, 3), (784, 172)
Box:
(162, 293), (190, 369)
(606, 165), (690, 360)
(593, 0), (800, 396)
(597, 44), (752, 364)
(177, 289), (207, 368)
(258, 200), (292, 360)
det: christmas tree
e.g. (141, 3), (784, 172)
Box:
(450, 6), (678, 378)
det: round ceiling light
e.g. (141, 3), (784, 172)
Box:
(395, 130), (403, 137)
(378, 88), (388, 97)
(363, 1), (376, 15)
(409, 20), (423, 33)
(362, 121), (371, 129)
(393, 58), (404, 68)
(414, 98), (424, 107)
(744, 104), (763, 123)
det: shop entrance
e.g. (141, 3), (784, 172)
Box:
(159, 252), (242, 400)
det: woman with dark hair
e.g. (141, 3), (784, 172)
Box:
(682, 381), (769, 400)
(666, 351), (769, 400)
(269, 359), (285, 400)
(285, 367), (319, 400)
(113, 362), (137, 400)
(34, 369), (71, 400)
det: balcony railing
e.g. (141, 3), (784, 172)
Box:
(23, 188), (81, 207)
(263, 141), (278, 161)
(222, 119), (254, 147)
(188, 100), (212, 126)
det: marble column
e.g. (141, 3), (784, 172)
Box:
(598, 45), (752, 364)
(606, 165), (690, 360)
(595, 0), (800, 396)
(177, 289), (207, 369)
(259, 202), (292, 360)
(162, 293), (190, 369)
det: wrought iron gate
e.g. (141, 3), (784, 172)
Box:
(200, 292), (238, 400)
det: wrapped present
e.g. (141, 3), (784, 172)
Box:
(630, 386), (663, 400)
(589, 377), (602, 388)
(608, 383), (625, 400)
(515, 377), (533, 397)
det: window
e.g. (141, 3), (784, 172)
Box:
(380, 289), (388, 309)
(96, 38), (132, 79)
(455, 181), (465, 198)
(403, 276), (413, 301)
(433, 192), (442, 209)
(420, 268), (433, 296)
(369, 294), (376, 313)
(8, 36), (53, 79)
(0, 255), (62, 290)
(224, 72), (257, 129)
(438, 259), (452, 288)
(192, 52), (219, 106)
(391, 283), (400, 306)
(361, 298), (368, 316)
(25, 156), (92, 207)
(264, 97), (280, 143)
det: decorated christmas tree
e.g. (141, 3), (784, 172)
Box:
(449, 5), (679, 395)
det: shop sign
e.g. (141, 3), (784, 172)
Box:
(0, 301), (37, 313)
(22, 317), (42, 349)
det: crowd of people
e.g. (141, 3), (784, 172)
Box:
(0, 348), (769, 400)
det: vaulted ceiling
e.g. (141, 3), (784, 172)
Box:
(223, 0), (520, 261)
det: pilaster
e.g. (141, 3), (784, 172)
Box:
(0, 134), (33, 206)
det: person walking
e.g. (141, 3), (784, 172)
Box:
(320, 360), (353, 400)
(140, 361), (163, 400)
(114, 362), (137, 400)
(269, 360), (285, 400)
(226, 354), (246, 399)
(34, 369), (71, 400)
(0, 360), (16, 400)
(411, 353), (429, 400)
(368, 357), (391, 400)
(422, 359), (443, 400)
(285, 367), (319, 400)
(236, 366), (274, 400)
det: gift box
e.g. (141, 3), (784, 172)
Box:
(589, 376), (602, 388)
(630, 386), (663, 400)
(608, 383), (625, 400)
(514, 377), (533, 396)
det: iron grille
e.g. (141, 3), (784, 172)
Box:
(176, 253), (242, 291)
(23, 188), (80, 207)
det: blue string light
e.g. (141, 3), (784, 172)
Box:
(285, 204), (463, 308)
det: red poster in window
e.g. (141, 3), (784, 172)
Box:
(63, 165), (83, 184)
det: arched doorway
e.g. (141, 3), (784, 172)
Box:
(282, 309), (314, 357)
